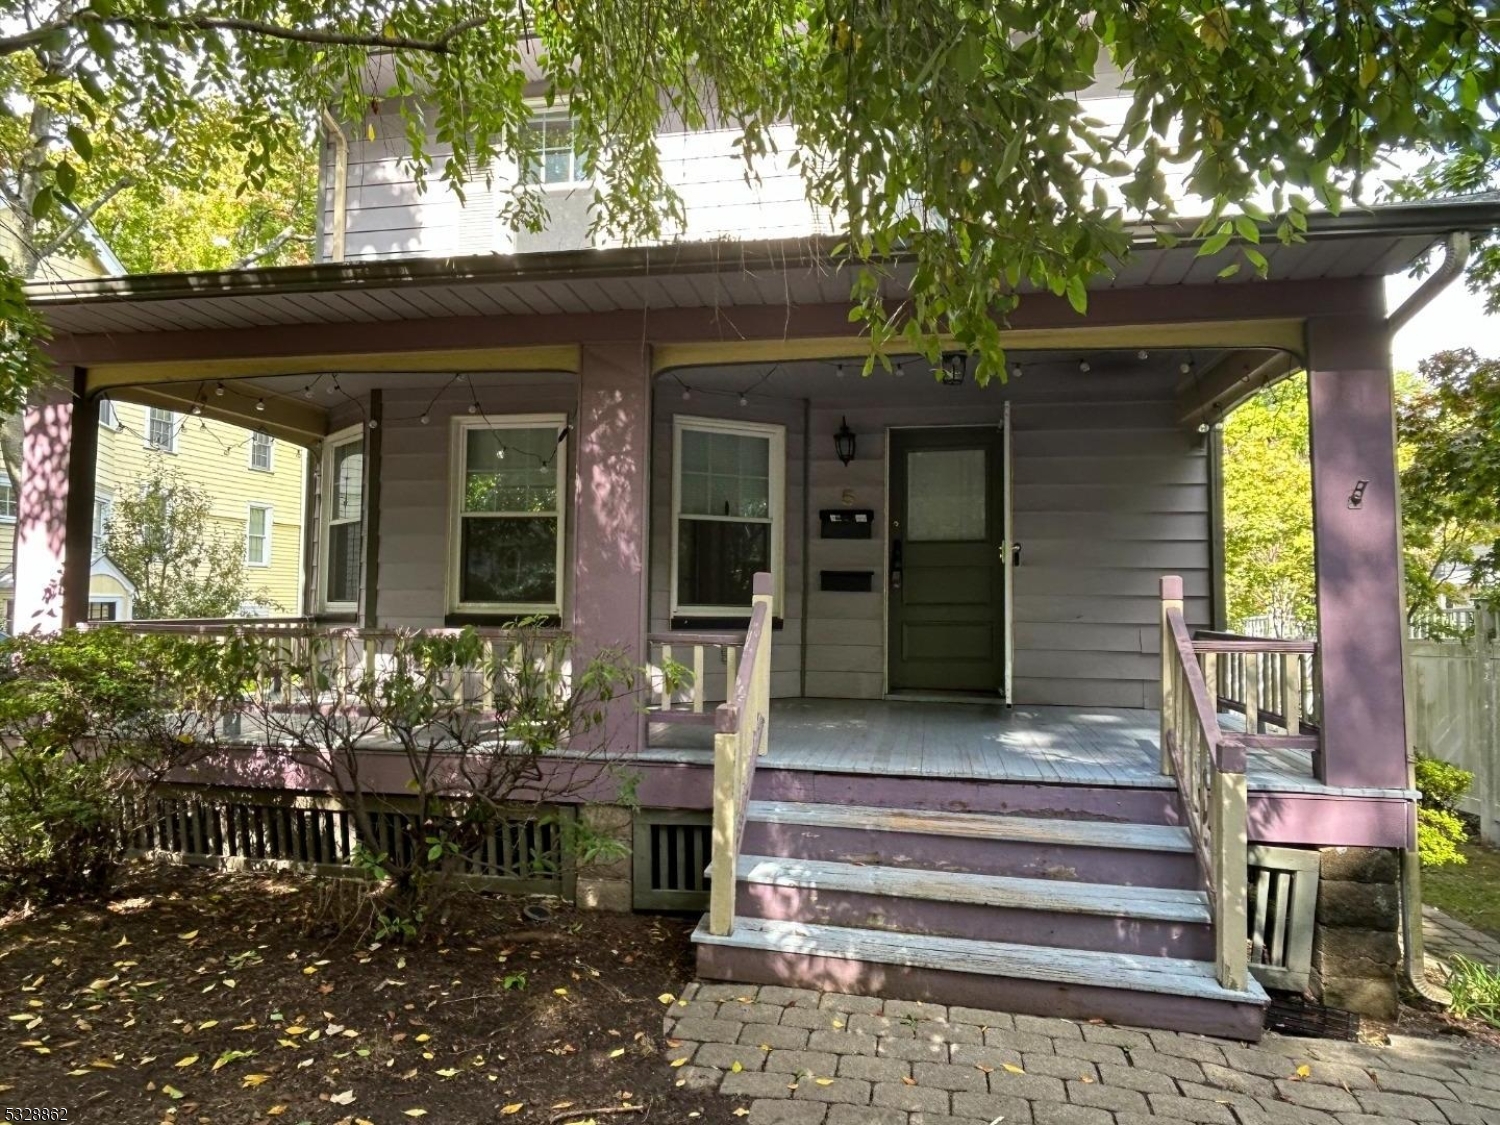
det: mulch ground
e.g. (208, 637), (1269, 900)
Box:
(0, 866), (714, 1125)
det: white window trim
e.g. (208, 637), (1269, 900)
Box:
(92, 490), (114, 559)
(447, 413), (568, 616)
(319, 425), (364, 614)
(246, 502), (273, 568)
(144, 405), (178, 453)
(670, 414), (785, 618)
(248, 431), (275, 472)
(524, 103), (590, 190)
(0, 474), (16, 524)
(98, 398), (120, 430)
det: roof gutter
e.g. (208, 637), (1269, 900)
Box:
(1387, 230), (1471, 335)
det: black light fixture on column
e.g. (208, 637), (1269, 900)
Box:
(834, 416), (857, 466)
(940, 351), (967, 385)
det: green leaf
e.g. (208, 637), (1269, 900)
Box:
(30, 186), (54, 219)
(65, 124), (93, 162)
(1198, 225), (1234, 257)
(1064, 276), (1088, 316)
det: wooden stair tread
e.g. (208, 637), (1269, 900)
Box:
(746, 800), (1194, 853)
(736, 855), (1212, 925)
(693, 916), (1268, 1006)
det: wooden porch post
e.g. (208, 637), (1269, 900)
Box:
(1306, 316), (1409, 790)
(14, 368), (96, 632)
(574, 343), (652, 754)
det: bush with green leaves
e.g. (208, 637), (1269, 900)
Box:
(231, 624), (661, 939)
(1415, 754), (1475, 868)
(0, 627), (241, 903)
(1446, 955), (1500, 1029)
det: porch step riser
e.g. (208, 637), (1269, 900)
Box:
(695, 943), (1265, 1041)
(740, 822), (1203, 890)
(736, 884), (1214, 959)
(753, 770), (1184, 825)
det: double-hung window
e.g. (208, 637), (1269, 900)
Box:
(450, 416), (566, 615)
(671, 416), (784, 616)
(525, 114), (588, 186)
(246, 503), (272, 567)
(249, 431), (274, 471)
(0, 475), (15, 522)
(145, 406), (177, 452)
(320, 428), (364, 612)
(91, 493), (113, 558)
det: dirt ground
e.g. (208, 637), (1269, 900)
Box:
(0, 866), (712, 1125)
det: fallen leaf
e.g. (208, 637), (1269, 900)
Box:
(814, 1078), (835, 1087)
(403, 1111), (428, 1118)
(670, 1058), (688, 1068)
(175, 1056), (199, 1069)
(330, 1089), (356, 1105)
(657, 993), (675, 1005)
(609, 1047), (626, 1058)
(1002, 1063), (1025, 1074)
(161, 1085), (185, 1100)
(178, 930), (199, 941)
(901, 1076), (917, 1086)
(731, 1061), (743, 1073)
(500, 1104), (524, 1116)
(1294, 1065), (1312, 1080)
(242, 1074), (270, 1088)
(266, 1106), (287, 1117)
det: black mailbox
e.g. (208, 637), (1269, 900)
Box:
(820, 509), (875, 539)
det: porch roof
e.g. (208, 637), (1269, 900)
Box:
(24, 197), (1500, 339)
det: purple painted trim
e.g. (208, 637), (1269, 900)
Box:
(1248, 793), (1413, 849)
(694, 945), (1265, 1041)
(737, 884), (1214, 960)
(1161, 575), (1184, 601)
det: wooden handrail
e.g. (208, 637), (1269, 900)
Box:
(1160, 576), (1249, 994)
(707, 573), (774, 937)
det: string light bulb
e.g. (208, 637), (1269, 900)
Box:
(1137, 349), (1150, 360)
(368, 418), (379, 430)
(1012, 364), (1023, 379)
(739, 393), (749, 407)
(681, 387), (691, 401)
(303, 383), (315, 398)
(420, 414), (430, 425)
(255, 398), (266, 412)
(191, 401), (204, 416)
(467, 403), (478, 415)
(214, 382), (226, 397)
(1079, 360), (1091, 373)
(1180, 360), (1194, 375)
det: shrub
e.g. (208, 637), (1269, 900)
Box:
(232, 623), (658, 939)
(1415, 754), (1474, 868)
(0, 628), (240, 904)
(1446, 955), (1500, 1028)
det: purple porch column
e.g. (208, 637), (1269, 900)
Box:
(13, 369), (97, 633)
(1306, 317), (1408, 790)
(573, 343), (652, 754)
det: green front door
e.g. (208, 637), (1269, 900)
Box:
(888, 426), (1005, 693)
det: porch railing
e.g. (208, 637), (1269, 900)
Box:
(647, 631), (748, 722)
(707, 573), (774, 937)
(1159, 576), (1249, 993)
(1192, 630), (1320, 745)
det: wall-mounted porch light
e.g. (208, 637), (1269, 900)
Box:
(940, 352), (967, 386)
(834, 416), (857, 466)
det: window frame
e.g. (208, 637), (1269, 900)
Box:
(447, 413), (568, 617)
(248, 431), (275, 472)
(91, 491), (113, 558)
(319, 426), (365, 615)
(0, 474), (15, 523)
(246, 502), (273, 568)
(525, 110), (589, 188)
(98, 398), (120, 430)
(670, 414), (785, 618)
(144, 406), (178, 453)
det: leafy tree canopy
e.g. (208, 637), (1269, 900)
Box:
(2, 0), (1499, 413)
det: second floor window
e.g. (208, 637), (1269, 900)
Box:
(92, 494), (113, 558)
(98, 398), (119, 429)
(246, 504), (272, 567)
(146, 407), (177, 452)
(0, 475), (15, 521)
(249, 431), (274, 471)
(526, 114), (587, 186)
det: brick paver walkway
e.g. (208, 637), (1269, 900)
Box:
(664, 984), (1500, 1125)
(1424, 905), (1500, 971)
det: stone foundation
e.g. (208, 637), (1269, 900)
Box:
(573, 805), (634, 912)
(1312, 846), (1401, 1019)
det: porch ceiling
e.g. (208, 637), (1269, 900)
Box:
(24, 200), (1497, 340)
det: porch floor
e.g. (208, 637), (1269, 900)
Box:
(645, 699), (1389, 796)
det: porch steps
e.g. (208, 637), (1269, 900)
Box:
(693, 916), (1269, 1040)
(696, 799), (1269, 1039)
(741, 800), (1202, 888)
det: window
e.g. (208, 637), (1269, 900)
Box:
(525, 114), (587, 185)
(246, 503), (272, 567)
(0, 475), (15, 522)
(671, 416), (784, 615)
(320, 429), (364, 611)
(145, 406), (177, 452)
(92, 493), (113, 558)
(87, 600), (118, 622)
(249, 431), (274, 472)
(449, 416), (567, 614)
(98, 398), (119, 429)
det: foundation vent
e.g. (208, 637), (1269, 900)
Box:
(1247, 844), (1320, 992)
(633, 811), (712, 911)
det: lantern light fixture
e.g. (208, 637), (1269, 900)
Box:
(834, 416), (857, 466)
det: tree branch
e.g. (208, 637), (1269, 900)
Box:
(229, 224), (315, 269)
(32, 175), (136, 264)
(0, 11), (493, 59)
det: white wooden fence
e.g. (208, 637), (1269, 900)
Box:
(1408, 606), (1499, 843)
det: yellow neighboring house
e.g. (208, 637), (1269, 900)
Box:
(1, 208), (307, 627)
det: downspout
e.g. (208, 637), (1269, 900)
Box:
(1387, 229), (1471, 1007)
(320, 108), (348, 264)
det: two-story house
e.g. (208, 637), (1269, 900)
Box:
(11, 75), (1500, 1038)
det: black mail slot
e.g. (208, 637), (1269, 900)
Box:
(820, 508), (875, 539)
(821, 570), (874, 592)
